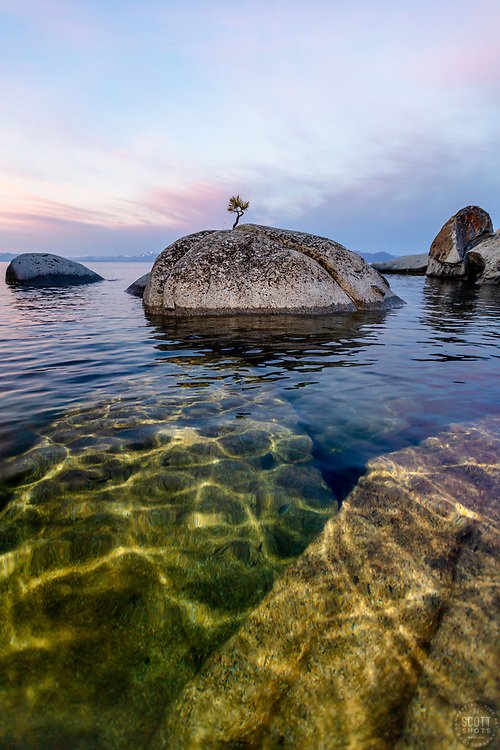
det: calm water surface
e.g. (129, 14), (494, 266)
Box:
(0, 261), (499, 748)
(1, 262), (499, 488)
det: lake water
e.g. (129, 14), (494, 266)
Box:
(0, 262), (499, 748)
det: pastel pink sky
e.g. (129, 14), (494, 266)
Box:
(0, 0), (499, 256)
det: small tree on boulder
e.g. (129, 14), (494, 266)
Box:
(227, 195), (250, 229)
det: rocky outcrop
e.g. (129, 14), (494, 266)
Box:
(426, 206), (493, 279)
(154, 417), (500, 750)
(5, 253), (103, 285)
(143, 225), (403, 315)
(373, 253), (428, 275)
(125, 272), (150, 297)
(467, 230), (500, 285)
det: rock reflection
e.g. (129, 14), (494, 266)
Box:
(145, 310), (395, 374)
(422, 277), (500, 330)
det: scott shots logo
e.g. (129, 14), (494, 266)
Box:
(453, 702), (498, 748)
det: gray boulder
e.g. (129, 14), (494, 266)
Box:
(143, 225), (403, 315)
(467, 230), (500, 285)
(373, 253), (428, 275)
(426, 206), (493, 278)
(5, 253), (103, 285)
(125, 272), (150, 297)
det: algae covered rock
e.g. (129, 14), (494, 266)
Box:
(143, 224), (403, 315)
(156, 417), (500, 750)
(0, 390), (336, 749)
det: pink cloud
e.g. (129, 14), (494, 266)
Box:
(0, 177), (247, 254)
(131, 181), (236, 230)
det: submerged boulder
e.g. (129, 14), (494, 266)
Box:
(426, 206), (493, 279)
(125, 272), (150, 297)
(143, 225), (403, 315)
(373, 252), (428, 275)
(0, 390), (337, 749)
(155, 416), (500, 750)
(5, 253), (103, 285)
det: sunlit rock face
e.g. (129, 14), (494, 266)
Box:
(156, 417), (500, 750)
(427, 206), (493, 279)
(143, 225), (403, 315)
(0, 390), (336, 750)
(5, 253), (103, 285)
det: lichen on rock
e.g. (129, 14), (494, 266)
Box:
(143, 225), (403, 315)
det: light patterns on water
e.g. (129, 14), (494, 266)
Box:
(0, 388), (337, 749)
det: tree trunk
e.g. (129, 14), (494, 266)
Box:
(232, 210), (243, 230)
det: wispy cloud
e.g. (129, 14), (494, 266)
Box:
(0, 0), (499, 255)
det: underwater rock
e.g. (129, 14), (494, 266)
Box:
(155, 417), (500, 750)
(0, 394), (336, 750)
(5, 253), (103, 285)
(143, 225), (403, 315)
(0, 444), (67, 488)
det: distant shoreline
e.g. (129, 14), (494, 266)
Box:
(0, 255), (157, 263)
(0, 251), (396, 264)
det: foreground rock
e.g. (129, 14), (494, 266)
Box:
(426, 206), (493, 279)
(125, 272), (150, 296)
(373, 252), (428, 274)
(144, 225), (403, 315)
(156, 417), (500, 750)
(5, 253), (103, 285)
(0, 390), (336, 750)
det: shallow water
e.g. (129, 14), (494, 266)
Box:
(0, 262), (499, 748)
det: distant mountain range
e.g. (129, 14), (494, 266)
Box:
(76, 251), (159, 263)
(1, 250), (396, 263)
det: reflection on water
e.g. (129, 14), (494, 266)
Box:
(0, 265), (499, 748)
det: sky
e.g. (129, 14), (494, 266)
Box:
(1, 0), (499, 257)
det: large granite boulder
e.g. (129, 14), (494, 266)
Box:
(467, 230), (500, 285)
(143, 225), (403, 315)
(427, 206), (493, 279)
(154, 417), (500, 750)
(373, 252), (428, 275)
(5, 253), (103, 285)
(125, 272), (150, 297)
